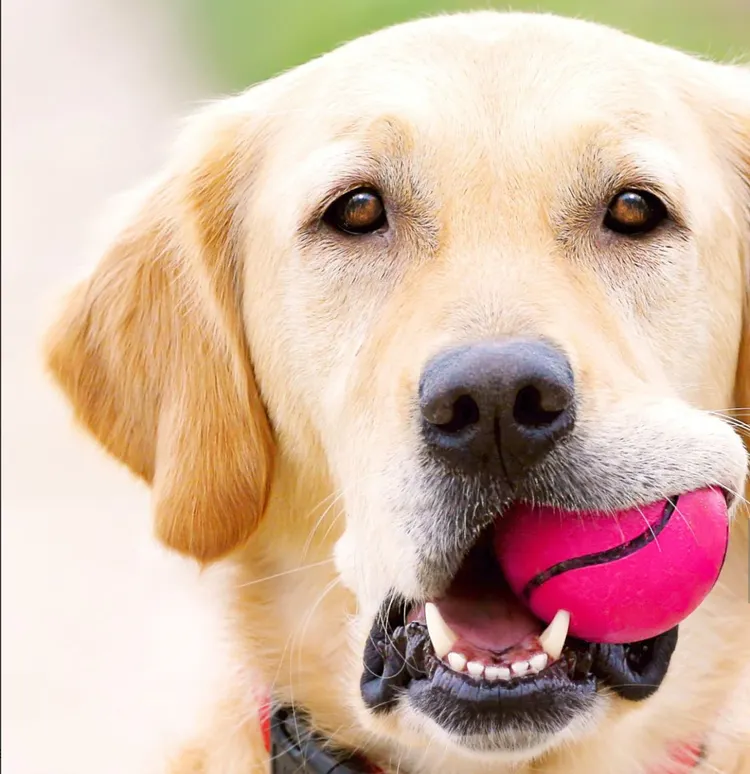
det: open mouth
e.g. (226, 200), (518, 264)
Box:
(360, 488), (729, 745)
(361, 533), (678, 740)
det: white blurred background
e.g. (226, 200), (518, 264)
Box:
(1, 1), (228, 772)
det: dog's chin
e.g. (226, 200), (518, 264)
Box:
(360, 603), (673, 757)
(360, 590), (678, 757)
(405, 661), (600, 756)
(401, 699), (603, 761)
(357, 663), (607, 769)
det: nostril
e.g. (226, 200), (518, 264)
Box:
(419, 341), (576, 476)
(431, 394), (481, 434)
(512, 385), (566, 428)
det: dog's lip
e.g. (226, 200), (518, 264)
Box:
(719, 486), (735, 508)
(361, 600), (679, 729)
(360, 615), (597, 714)
(408, 643), (598, 744)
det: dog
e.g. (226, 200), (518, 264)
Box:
(44, 11), (750, 774)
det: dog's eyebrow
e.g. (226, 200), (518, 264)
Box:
(288, 113), (420, 221)
(294, 149), (434, 241)
(605, 137), (685, 213)
(305, 144), (395, 214)
(559, 132), (688, 228)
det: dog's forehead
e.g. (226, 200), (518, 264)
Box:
(248, 12), (726, 243)
(274, 13), (696, 172)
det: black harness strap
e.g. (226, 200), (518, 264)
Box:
(269, 705), (377, 773)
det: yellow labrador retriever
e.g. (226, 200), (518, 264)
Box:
(45, 12), (750, 774)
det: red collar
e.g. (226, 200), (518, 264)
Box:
(259, 693), (703, 773)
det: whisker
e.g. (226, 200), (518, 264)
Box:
(235, 558), (335, 589)
(710, 480), (749, 509)
(671, 498), (699, 544)
(294, 575), (344, 682)
(635, 504), (662, 552)
(286, 576), (344, 753)
(300, 470), (383, 560)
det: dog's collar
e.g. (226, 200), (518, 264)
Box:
(260, 695), (704, 773)
(261, 700), (383, 773)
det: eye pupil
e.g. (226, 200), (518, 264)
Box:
(345, 192), (381, 226)
(324, 188), (387, 234)
(611, 192), (650, 225)
(604, 189), (667, 235)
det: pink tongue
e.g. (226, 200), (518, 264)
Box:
(435, 586), (541, 653)
(424, 548), (543, 654)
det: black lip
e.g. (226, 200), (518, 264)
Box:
(361, 599), (678, 741)
(410, 660), (596, 742)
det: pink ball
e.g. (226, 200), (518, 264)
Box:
(494, 487), (729, 644)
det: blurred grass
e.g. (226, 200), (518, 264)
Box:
(178, 0), (749, 92)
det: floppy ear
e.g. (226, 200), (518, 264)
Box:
(696, 62), (750, 443)
(720, 65), (750, 515)
(45, 102), (274, 562)
(721, 67), (750, 443)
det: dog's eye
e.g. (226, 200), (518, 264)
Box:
(323, 188), (387, 235)
(604, 190), (667, 235)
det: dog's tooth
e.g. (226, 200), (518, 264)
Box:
(447, 652), (467, 672)
(467, 661), (485, 677)
(425, 602), (459, 659)
(539, 610), (570, 661)
(511, 660), (530, 677)
(528, 653), (548, 672)
(485, 665), (511, 681)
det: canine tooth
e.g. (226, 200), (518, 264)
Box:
(511, 660), (530, 677)
(485, 666), (511, 681)
(539, 610), (570, 661)
(447, 652), (467, 672)
(467, 661), (485, 677)
(425, 602), (459, 659)
(529, 653), (549, 672)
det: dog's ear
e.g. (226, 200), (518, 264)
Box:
(45, 101), (274, 562)
(694, 62), (750, 438)
(719, 67), (750, 439)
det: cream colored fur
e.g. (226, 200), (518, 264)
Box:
(45, 12), (750, 774)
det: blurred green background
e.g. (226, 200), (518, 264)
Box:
(178, 0), (749, 92)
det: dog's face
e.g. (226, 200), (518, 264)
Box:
(46, 13), (750, 771)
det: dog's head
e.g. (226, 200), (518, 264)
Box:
(46, 13), (750, 770)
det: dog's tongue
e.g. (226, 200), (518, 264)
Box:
(416, 543), (542, 656)
(432, 583), (542, 653)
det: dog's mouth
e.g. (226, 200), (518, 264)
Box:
(361, 524), (680, 746)
(360, 486), (729, 748)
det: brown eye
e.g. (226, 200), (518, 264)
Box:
(604, 190), (668, 235)
(323, 187), (387, 234)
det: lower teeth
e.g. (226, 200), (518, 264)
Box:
(360, 598), (677, 714)
(443, 649), (550, 681)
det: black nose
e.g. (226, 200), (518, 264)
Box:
(419, 339), (575, 481)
